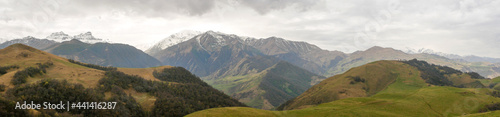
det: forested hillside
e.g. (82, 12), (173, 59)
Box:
(0, 44), (245, 116)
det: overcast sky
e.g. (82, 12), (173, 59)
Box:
(1, 0), (499, 57)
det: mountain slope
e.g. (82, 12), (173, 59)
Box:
(150, 31), (500, 79)
(151, 31), (325, 109)
(207, 61), (324, 109)
(150, 31), (499, 110)
(187, 60), (499, 116)
(0, 44), (245, 116)
(0, 33), (162, 68)
(279, 59), (484, 110)
(330, 46), (500, 78)
(152, 31), (265, 77)
(189, 86), (500, 116)
(0, 36), (57, 50)
(279, 60), (415, 110)
(43, 39), (162, 68)
(406, 47), (500, 63)
(0, 43), (105, 88)
(145, 30), (202, 54)
(245, 37), (346, 75)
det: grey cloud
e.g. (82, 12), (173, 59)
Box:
(238, 0), (321, 14)
(72, 0), (217, 16)
(2, 0), (322, 20)
(1, 0), (500, 58)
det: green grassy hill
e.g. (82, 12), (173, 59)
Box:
(188, 86), (500, 116)
(280, 59), (485, 110)
(278, 60), (411, 110)
(187, 60), (500, 116)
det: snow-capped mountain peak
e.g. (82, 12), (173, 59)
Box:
(155, 30), (202, 50)
(74, 32), (94, 39)
(404, 47), (462, 59)
(46, 31), (72, 42)
(45, 31), (109, 44)
(73, 32), (102, 42)
(405, 47), (435, 54)
(169, 30), (202, 39)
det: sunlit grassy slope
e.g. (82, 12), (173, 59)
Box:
(0, 44), (105, 89)
(0, 44), (170, 112)
(478, 76), (500, 91)
(187, 60), (500, 117)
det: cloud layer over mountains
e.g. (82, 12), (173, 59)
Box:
(0, 0), (499, 57)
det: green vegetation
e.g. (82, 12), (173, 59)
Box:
(278, 60), (410, 110)
(0, 65), (19, 75)
(99, 69), (246, 116)
(5, 78), (146, 116)
(0, 96), (28, 116)
(49, 42), (88, 55)
(2, 64), (245, 116)
(68, 59), (117, 71)
(402, 59), (485, 87)
(7, 79), (104, 116)
(189, 87), (500, 116)
(153, 67), (207, 84)
(188, 60), (500, 116)
(105, 86), (146, 116)
(465, 110), (500, 117)
(206, 61), (324, 109)
(279, 60), (487, 110)
(0, 84), (5, 92)
(187, 60), (500, 116)
(466, 72), (486, 79)
(0, 44), (246, 116)
(479, 103), (500, 113)
(11, 62), (53, 85)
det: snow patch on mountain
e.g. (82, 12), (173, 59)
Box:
(46, 31), (110, 44)
(46, 31), (71, 42)
(195, 35), (208, 52)
(205, 31), (229, 47)
(153, 30), (202, 50)
(404, 47), (462, 59)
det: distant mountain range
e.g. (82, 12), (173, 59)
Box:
(0, 36), (57, 49)
(145, 31), (500, 109)
(147, 31), (500, 79)
(405, 47), (500, 63)
(148, 31), (325, 109)
(2, 30), (500, 110)
(45, 31), (110, 43)
(43, 39), (162, 68)
(0, 32), (160, 68)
